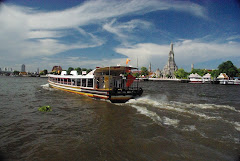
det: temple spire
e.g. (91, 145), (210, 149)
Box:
(170, 42), (173, 52)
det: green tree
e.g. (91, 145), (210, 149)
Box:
(133, 72), (140, 78)
(218, 61), (238, 77)
(13, 70), (20, 75)
(86, 69), (92, 74)
(209, 69), (220, 78)
(75, 67), (82, 75)
(190, 68), (208, 76)
(174, 68), (188, 79)
(40, 69), (48, 75)
(67, 67), (74, 75)
(141, 67), (149, 76)
(237, 68), (240, 77)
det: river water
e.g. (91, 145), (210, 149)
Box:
(0, 76), (239, 161)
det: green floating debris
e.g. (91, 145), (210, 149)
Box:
(38, 105), (52, 112)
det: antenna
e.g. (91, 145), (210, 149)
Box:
(137, 57), (138, 68)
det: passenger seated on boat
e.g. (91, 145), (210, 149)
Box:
(72, 80), (75, 85)
(96, 78), (100, 89)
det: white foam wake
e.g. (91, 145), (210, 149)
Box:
(128, 96), (240, 131)
(131, 104), (162, 125)
(128, 96), (221, 120)
(41, 83), (55, 91)
(128, 103), (181, 128)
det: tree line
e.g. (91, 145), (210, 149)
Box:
(38, 60), (239, 78)
(174, 60), (240, 79)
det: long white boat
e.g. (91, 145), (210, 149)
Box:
(48, 66), (143, 103)
(188, 73), (203, 83)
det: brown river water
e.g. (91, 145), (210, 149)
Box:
(0, 76), (239, 161)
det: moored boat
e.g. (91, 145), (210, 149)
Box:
(188, 73), (202, 83)
(48, 66), (143, 103)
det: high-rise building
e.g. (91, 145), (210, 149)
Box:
(162, 43), (178, 78)
(148, 63), (152, 72)
(21, 64), (25, 72)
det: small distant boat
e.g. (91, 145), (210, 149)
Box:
(188, 73), (203, 83)
(217, 73), (240, 85)
(202, 73), (212, 83)
(48, 66), (143, 103)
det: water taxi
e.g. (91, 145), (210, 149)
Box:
(218, 73), (240, 85)
(188, 73), (202, 83)
(48, 66), (143, 103)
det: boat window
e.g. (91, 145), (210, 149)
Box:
(64, 78), (67, 84)
(71, 79), (76, 85)
(68, 79), (71, 84)
(77, 79), (81, 86)
(87, 79), (93, 88)
(82, 79), (86, 87)
(58, 78), (60, 83)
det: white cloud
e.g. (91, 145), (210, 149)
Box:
(226, 35), (240, 41)
(27, 30), (66, 39)
(0, 0), (207, 70)
(25, 0), (206, 29)
(103, 19), (153, 45)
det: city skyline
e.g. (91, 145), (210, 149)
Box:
(0, 0), (240, 71)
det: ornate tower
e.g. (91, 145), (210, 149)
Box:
(162, 43), (178, 78)
(148, 63), (152, 72)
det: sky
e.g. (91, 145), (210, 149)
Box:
(0, 0), (240, 72)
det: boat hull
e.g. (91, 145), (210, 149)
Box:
(48, 81), (139, 103)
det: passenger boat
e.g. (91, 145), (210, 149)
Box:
(202, 73), (212, 83)
(217, 73), (240, 85)
(48, 66), (143, 103)
(188, 73), (202, 83)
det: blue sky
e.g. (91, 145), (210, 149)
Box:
(0, 0), (240, 72)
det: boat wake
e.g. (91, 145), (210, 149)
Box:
(123, 95), (240, 143)
(41, 83), (55, 91)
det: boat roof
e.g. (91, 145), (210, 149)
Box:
(94, 66), (138, 73)
(217, 73), (229, 79)
(189, 73), (202, 78)
(48, 66), (138, 78)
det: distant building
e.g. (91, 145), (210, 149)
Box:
(191, 64), (194, 70)
(21, 64), (26, 72)
(148, 63), (152, 72)
(162, 43), (178, 78)
(155, 68), (162, 78)
(52, 66), (62, 74)
(37, 68), (40, 74)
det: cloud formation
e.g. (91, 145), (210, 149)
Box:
(0, 0), (211, 71)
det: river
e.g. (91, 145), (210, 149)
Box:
(0, 76), (239, 161)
